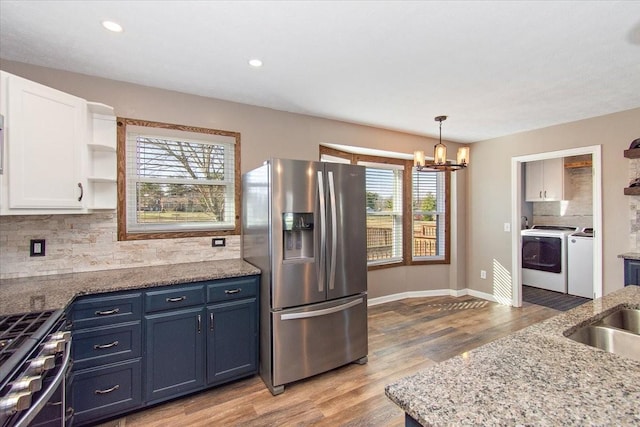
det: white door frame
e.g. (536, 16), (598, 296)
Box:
(510, 145), (603, 307)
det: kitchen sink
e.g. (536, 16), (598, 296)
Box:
(596, 308), (640, 334)
(567, 308), (640, 362)
(568, 325), (640, 362)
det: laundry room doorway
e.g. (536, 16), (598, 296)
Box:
(510, 145), (603, 307)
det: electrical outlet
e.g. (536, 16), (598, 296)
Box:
(480, 270), (487, 279)
(212, 238), (226, 247)
(30, 239), (46, 257)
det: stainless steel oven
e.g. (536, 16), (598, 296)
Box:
(0, 310), (73, 427)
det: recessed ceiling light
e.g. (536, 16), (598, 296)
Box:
(102, 20), (123, 33)
(248, 59), (263, 68)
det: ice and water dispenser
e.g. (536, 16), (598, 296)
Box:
(282, 212), (314, 260)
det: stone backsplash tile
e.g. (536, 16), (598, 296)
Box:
(0, 212), (240, 279)
(629, 159), (640, 251)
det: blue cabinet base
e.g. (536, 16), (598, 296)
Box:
(406, 413), (423, 427)
(624, 259), (640, 286)
(70, 275), (260, 426)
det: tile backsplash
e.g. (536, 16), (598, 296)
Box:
(532, 164), (593, 230)
(0, 212), (240, 279)
(629, 157), (640, 250)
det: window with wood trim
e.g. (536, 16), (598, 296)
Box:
(117, 118), (240, 240)
(412, 167), (448, 261)
(320, 145), (450, 268)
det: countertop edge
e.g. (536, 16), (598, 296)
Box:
(385, 285), (640, 426)
(0, 259), (261, 315)
(618, 252), (640, 260)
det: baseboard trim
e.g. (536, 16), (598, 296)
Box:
(368, 288), (503, 307)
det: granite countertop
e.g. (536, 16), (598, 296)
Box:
(618, 252), (640, 260)
(385, 286), (640, 426)
(0, 259), (260, 315)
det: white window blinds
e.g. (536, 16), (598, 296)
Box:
(358, 161), (404, 265)
(125, 128), (236, 233)
(412, 168), (446, 259)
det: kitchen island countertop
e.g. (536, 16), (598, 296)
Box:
(385, 285), (640, 426)
(0, 259), (260, 315)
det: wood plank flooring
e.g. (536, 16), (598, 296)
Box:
(99, 295), (558, 427)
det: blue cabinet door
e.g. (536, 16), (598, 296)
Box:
(207, 298), (258, 385)
(625, 259), (640, 285)
(145, 307), (205, 403)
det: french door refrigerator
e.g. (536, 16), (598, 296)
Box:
(242, 158), (368, 395)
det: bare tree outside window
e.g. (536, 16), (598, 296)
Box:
(117, 118), (240, 241)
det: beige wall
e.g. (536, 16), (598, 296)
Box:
(0, 61), (464, 296)
(2, 60), (636, 300)
(467, 108), (640, 297)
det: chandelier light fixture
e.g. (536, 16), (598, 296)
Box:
(414, 115), (469, 172)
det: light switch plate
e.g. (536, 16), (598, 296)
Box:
(504, 222), (511, 232)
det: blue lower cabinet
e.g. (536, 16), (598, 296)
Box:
(72, 359), (142, 425)
(69, 275), (259, 425)
(624, 259), (640, 286)
(207, 298), (258, 385)
(144, 306), (205, 403)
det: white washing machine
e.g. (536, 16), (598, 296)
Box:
(522, 225), (578, 293)
(568, 228), (594, 299)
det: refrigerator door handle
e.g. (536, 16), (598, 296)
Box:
(328, 170), (337, 290)
(280, 297), (363, 320)
(317, 170), (326, 292)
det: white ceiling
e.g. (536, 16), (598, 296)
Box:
(1, 1), (639, 143)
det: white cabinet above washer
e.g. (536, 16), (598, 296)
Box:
(525, 158), (571, 202)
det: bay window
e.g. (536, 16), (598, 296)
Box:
(320, 145), (450, 269)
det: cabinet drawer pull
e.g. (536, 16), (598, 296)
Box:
(210, 312), (214, 331)
(166, 296), (186, 303)
(77, 182), (84, 202)
(197, 314), (202, 333)
(94, 384), (120, 395)
(224, 288), (242, 295)
(93, 340), (119, 350)
(95, 308), (120, 316)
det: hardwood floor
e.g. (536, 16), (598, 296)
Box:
(99, 295), (558, 427)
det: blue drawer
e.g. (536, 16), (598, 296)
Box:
(70, 293), (142, 330)
(207, 276), (258, 303)
(72, 322), (142, 371)
(145, 284), (205, 313)
(72, 359), (142, 425)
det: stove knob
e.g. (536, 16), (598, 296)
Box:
(42, 339), (66, 355)
(10, 375), (42, 393)
(50, 331), (71, 342)
(25, 355), (55, 375)
(0, 391), (32, 415)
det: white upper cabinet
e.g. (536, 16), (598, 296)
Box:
(525, 158), (571, 202)
(0, 71), (117, 215)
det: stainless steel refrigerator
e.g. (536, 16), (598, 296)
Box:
(242, 158), (368, 395)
